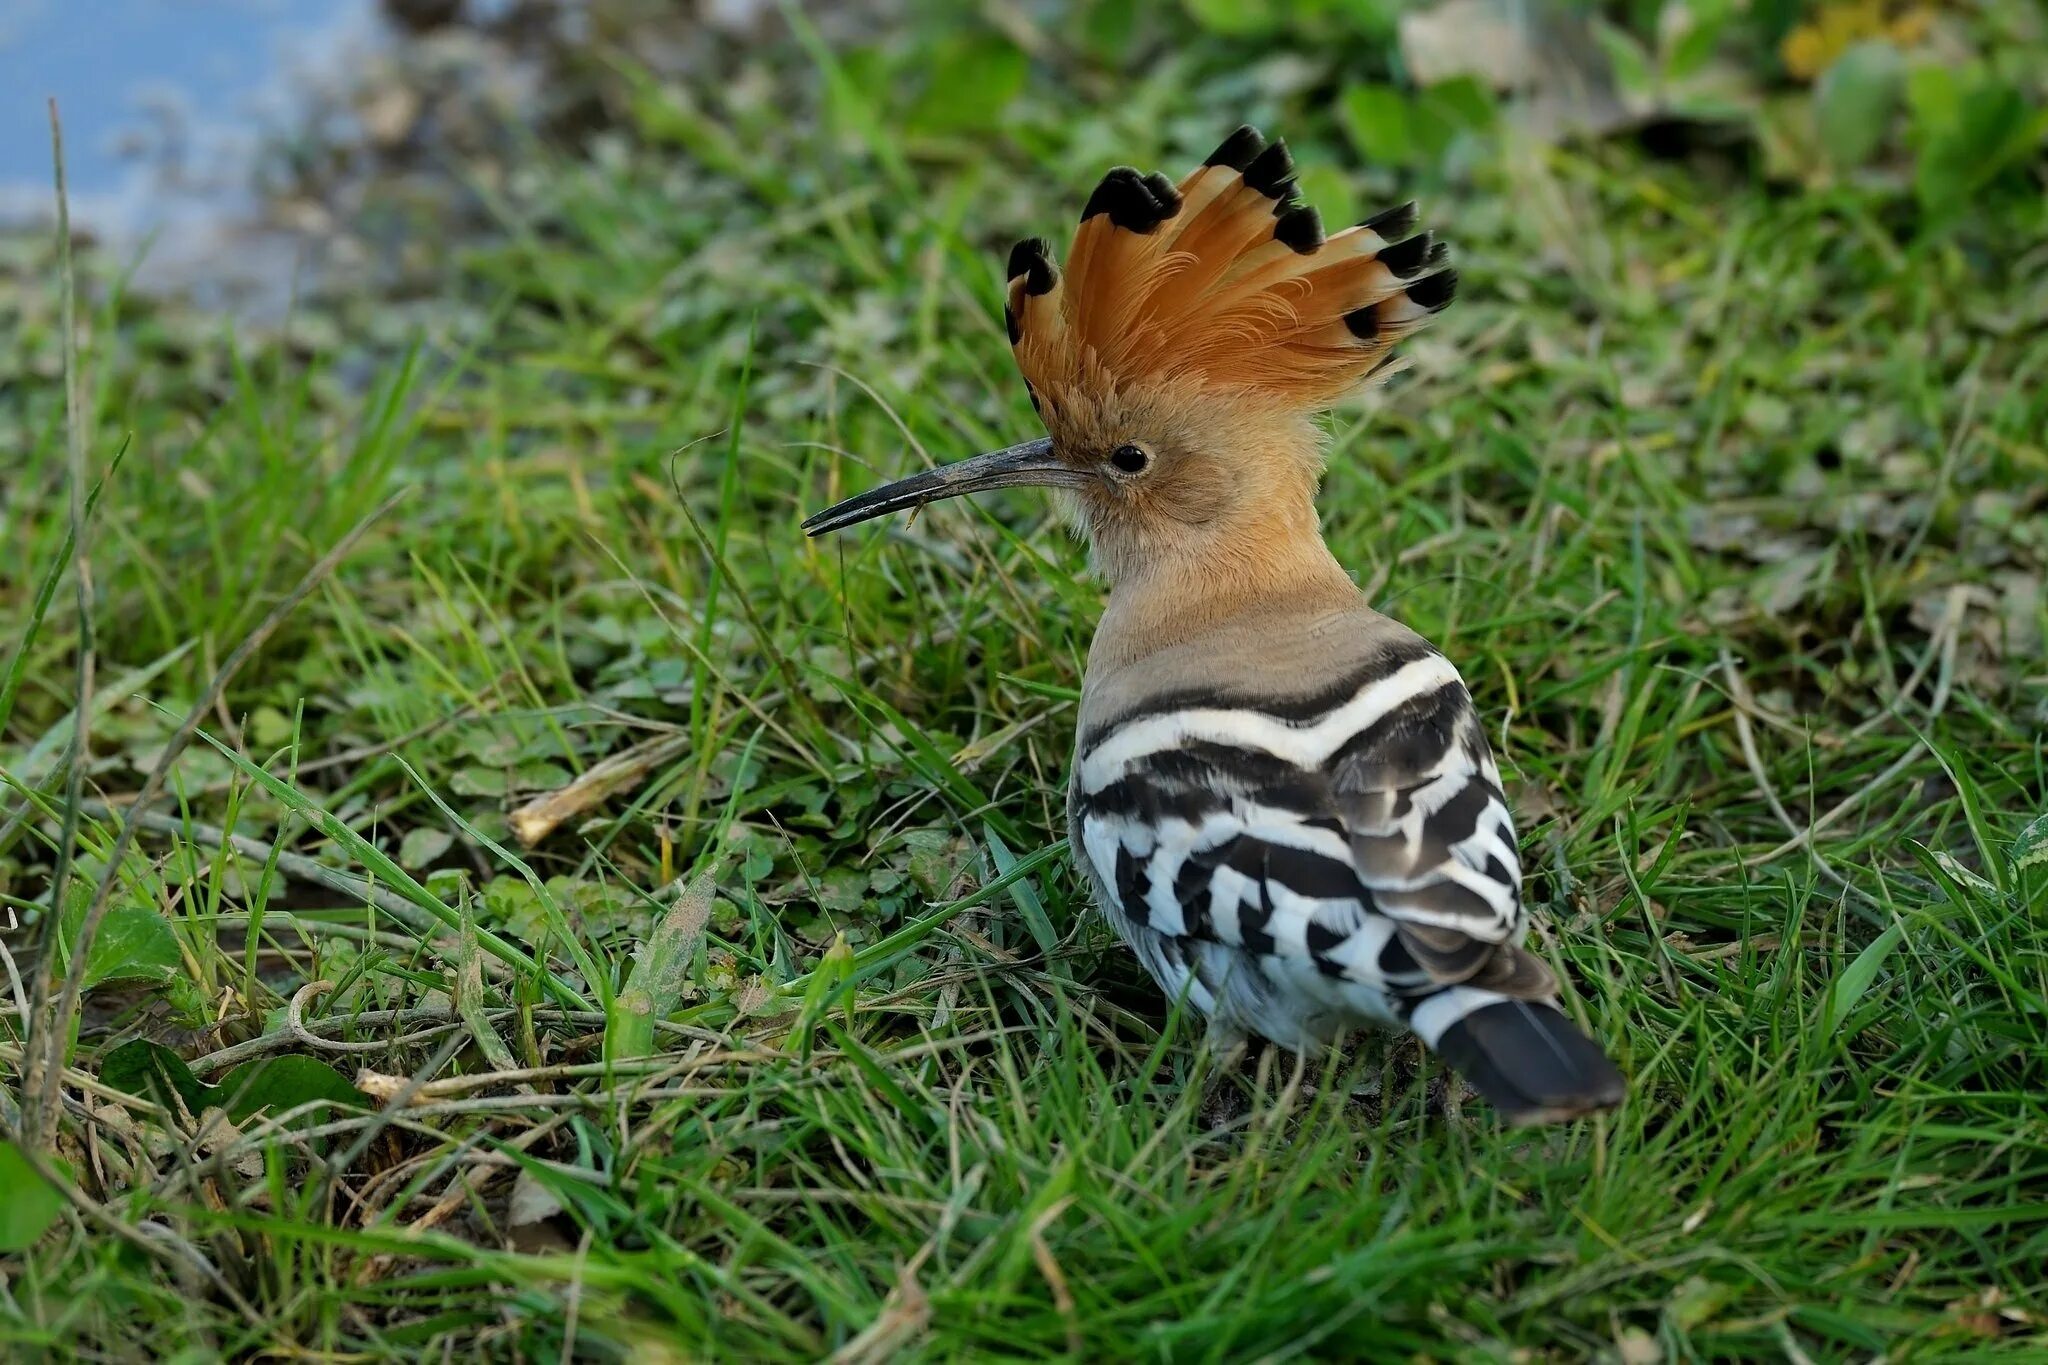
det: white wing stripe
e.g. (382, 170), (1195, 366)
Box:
(1263, 884), (1320, 958)
(1208, 865), (1253, 946)
(1455, 823), (1520, 877)
(1319, 915), (1396, 979)
(1229, 805), (1356, 862)
(1079, 654), (1464, 794)
(1144, 843), (1189, 935)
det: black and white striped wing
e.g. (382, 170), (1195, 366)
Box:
(1074, 650), (1546, 1022)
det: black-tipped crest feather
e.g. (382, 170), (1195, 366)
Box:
(1273, 205), (1324, 254)
(1241, 140), (1295, 197)
(1007, 237), (1058, 295)
(1360, 201), (1418, 238)
(1082, 167), (1175, 233)
(1080, 167), (1138, 222)
(1376, 231), (1434, 279)
(1407, 269), (1457, 311)
(1205, 124), (1266, 170)
(1004, 124), (1457, 408)
(1141, 171), (1183, 218)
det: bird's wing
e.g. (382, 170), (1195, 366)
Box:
(1074, 645), (1552, 1001)
(1322, 653), (1551, 994)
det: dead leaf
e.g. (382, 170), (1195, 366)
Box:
(510, 733), (690, 846)
(193, 1107), (265, 1179)
(508, 1168), (564, 1227)
(1616, 1326), (1661, 1365)
(506, 1168), (574, 1255)
(353, 1069), (409, 1104)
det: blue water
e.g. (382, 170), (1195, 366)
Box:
(0, 0), (373, 295)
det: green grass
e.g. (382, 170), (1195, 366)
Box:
(4, 29), (2048, 1362)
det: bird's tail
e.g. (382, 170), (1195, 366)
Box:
(1408, 988), (1626, 1126)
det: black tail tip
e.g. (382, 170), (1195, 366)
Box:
(1433, 1000), (1625, 1126)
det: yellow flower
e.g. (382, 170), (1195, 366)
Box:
(1888, 7), (1934, 45)
(1782, 26), (1830, 80)
(1781, 0), (1913, 81)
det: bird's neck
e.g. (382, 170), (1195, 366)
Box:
(1089, 511), (1357, 672)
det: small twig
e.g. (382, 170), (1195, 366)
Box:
(1028, 1199), (1081, 1357)
(0, 1041), (174, 1116)
(26, 97), (96, 1153)
(402, 1148), (501, 1234)
(149, 1104), (547, 1206)
(1, 908), (30, 1039)
(183, 1006), (731, 1078)
(1680, 934), (1815, 962)
(77, 799), (437, 934)
(354, 1047), (772, 1103)
(187, 1000), (454, 1076)
(560, 1231), (592, 1365)
(189, 910), (424, 953)
(286, 980), (433, 1056)
(344, 1086), (737, 1116)
(828, 1242), (935, 1365)
(155, 1030), (1023, 1209)
(322, 1030), (466, 1183)
(345, 1121), (508, 1220)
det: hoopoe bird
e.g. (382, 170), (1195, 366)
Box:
(804, 127), (1625, 1124)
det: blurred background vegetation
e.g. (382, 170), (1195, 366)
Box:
(2, 0), (2045, 1358)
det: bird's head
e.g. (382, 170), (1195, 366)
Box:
(802, 126), (1456, 587)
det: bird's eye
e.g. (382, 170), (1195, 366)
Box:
(1108, 443), (1151, 475)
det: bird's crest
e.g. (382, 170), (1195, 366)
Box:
(1004, 126), (1455, 413)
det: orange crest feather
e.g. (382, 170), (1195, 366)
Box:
(1004, 126), (1455, 412)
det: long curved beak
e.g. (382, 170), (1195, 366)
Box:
(801, 436), (1085, 537)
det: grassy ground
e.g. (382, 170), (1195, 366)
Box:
(4, 15), (2048, 1361)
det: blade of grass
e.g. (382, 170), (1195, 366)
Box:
(23, 101), (93, 1151)
(0, 443), (127, 741)
(393, 755), (607, 1009)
